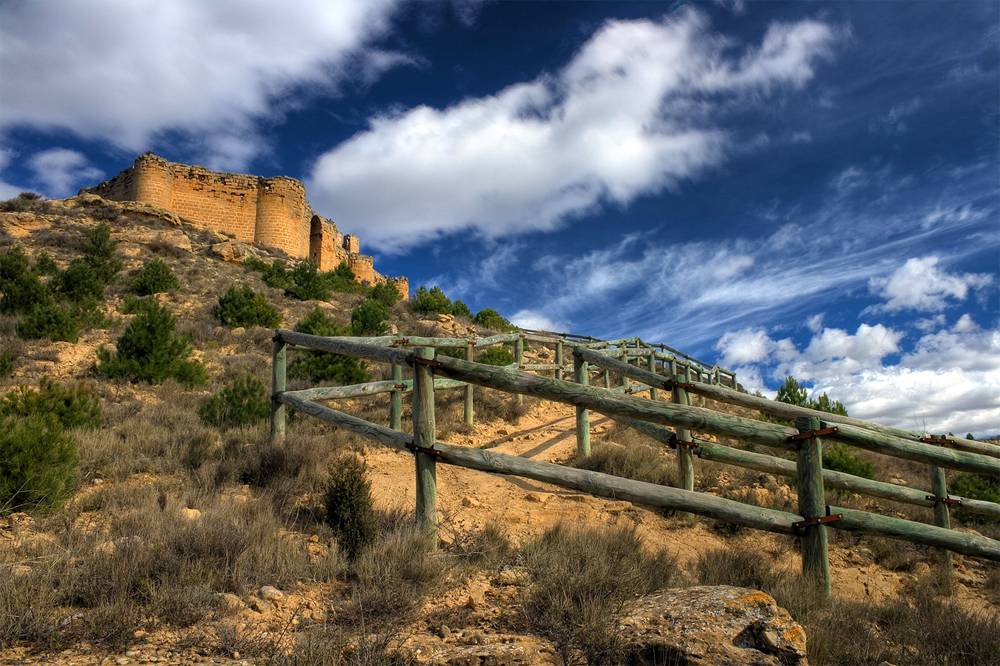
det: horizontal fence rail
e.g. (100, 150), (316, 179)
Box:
(270, 329), (1000, 600)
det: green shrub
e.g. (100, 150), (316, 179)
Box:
(324, 455), (375, 561)
(452, 300), (472, 319)
(96, 298), (207, 386)
(1, 377), (102, 430)
(80, 222), (122, 284)
(0, 353), (12, 379)
(0, 247), (52, 315)
(351, 298), (391, 336)
(199, 374), (271, 429)
(288, 307), (370, 384)
(412, 286), (453, 315)
(822, 443), (875, 480)
(367, 282), (401, 308)
(212, 284), (281, 329)
(15, 302), (78, 342)
(244, 257), (292, 290)
(132, 258), (178, 295)
(473, 308), (512, 332)
(477, 346), (514, 366)
(52, 256), (107, 304)
(952, 473), (1000, 524)
(31, 252), (59, 276)
(0, 415), (78, 515)
(286, 259), (331, 301)
(326, 261), (365, 294)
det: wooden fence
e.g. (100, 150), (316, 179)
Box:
(270, 329), (1000, 599)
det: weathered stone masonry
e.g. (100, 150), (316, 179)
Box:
(81, 153), (408, 299)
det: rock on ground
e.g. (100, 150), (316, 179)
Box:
(620, 585), (808, 666)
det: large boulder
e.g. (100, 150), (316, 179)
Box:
(620, 586), (808, 666)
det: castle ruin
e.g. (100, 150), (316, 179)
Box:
(81, 153), (408, 299)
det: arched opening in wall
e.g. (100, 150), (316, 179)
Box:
(309, 216), (323, 266)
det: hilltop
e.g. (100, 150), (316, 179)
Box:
(0, 195), (998, 666)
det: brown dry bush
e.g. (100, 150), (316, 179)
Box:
(521, 522), (680, 666)
(569, 438), (675, 488)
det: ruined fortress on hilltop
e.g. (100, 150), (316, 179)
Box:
(81, 153), (408, 298)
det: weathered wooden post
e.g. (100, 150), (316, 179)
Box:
(795, 416), (832, 599)
(929, 451), (954, 578)
(555, 341), (564, 381)
(270, 336), (286, 445)
(412, 347), (438, 549)
(673, 366), (694, 521)
(573, 346), (590, 457)
(514, 336), (524, 408)
(464, 343), (475, 425)
(390, 362), (403, 430)
(648, 352), (658, 401)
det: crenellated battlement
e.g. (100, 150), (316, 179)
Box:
(81, 154), (407, 299)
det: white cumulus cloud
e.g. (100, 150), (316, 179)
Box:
(714, 318), (1000, 436)
(869, 256), (992, 312)
(0, 0), (404, 170)
(307, 11), (836, 250)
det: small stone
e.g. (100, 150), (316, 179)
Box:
(911, 562), (931, 577)
(232, 652), (240, 660)
(496, 427), (511, 436)
(465, 590), (486, 610)
(180, 508), (201, 521)
(259, 585), (284, 601)
(440, 625), (452, 638)
(461, 496), (481, 508)
(116, 659), (131, 665)
(524, 492), (547, 503)
(496, 566), (530, 586)
(217, 593), (246, 612)
(126, 650), (140, 657)
(248, 597), (272, 613)
(309, 534), (320, 543)
(96, 540), (117, 556)
(230, 327), (246, 336)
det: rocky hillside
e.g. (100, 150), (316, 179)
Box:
(1, 194), (998, 666)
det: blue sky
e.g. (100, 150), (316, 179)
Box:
(1, 1), (998, 435)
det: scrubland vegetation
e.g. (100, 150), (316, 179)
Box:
(0, 194), (997, 665)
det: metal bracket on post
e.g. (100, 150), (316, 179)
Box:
(408, 355), (442, 368)
(920, 437), (953, 445)
(788, 427), (838, 441)
(926, 495), (963, 505)
(792, 513), (843, 530)
(668, 433), (697, 450)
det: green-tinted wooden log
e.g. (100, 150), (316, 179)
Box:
(796, 417), (831, 599)
(285, 377), (466, 401)
(412, 347), (438, 548)
(278, 393), (803, 535)
(824, 422), (1000, 476)
(648, 353), (659, 401)
(434, 439), (803, 535)
(277, 392), (410, 452)
(674, 370), (695, 522)
(611, 382), (652, 395)
(270, 337), (286, 445)
(573, 346), (591, 457)
(830, 506), (1000, 561)
(606, 414), (676, 446)
(391, 364), (403, 430)
(276, 330), (411, 365)
(577, 347), (668, 393)
(430, 354), (799, 448)
(472, 333), (522, 347)
(695, 441), (1000, 519)
(521, 363), (561, 371)
(555, 342), (564, 381)
(463, 345), (474, 425)
(684, 380), (1000, 460)
(514, 337), (524, 408)
(930, 465), (953, 572)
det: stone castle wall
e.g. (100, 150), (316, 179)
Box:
(82, 154), (407, 299)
